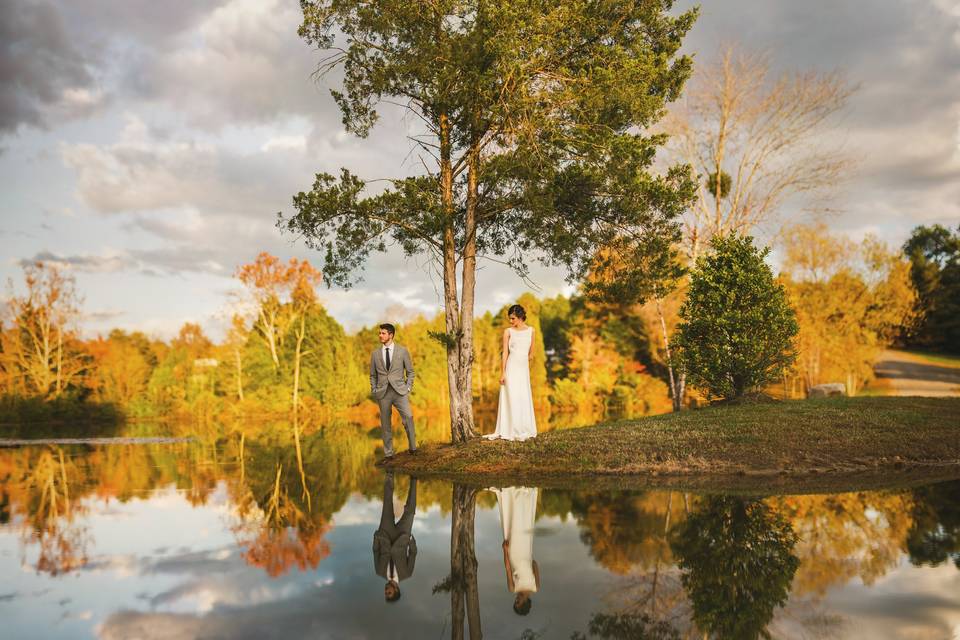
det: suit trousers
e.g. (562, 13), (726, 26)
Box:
(379, 473), (417, 537)
(378, 387), (416, 455)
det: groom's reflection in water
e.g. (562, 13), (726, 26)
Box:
(492, 486), (540, 616)
(373, 472), (417, 603)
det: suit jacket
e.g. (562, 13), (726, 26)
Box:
(370, 344), (415, 399)
(373, 530), (418, 581)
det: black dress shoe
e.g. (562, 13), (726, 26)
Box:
(409, 448), (420, 455)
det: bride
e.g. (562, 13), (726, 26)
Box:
(485, 304), (538, 441)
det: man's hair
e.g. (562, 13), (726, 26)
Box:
(379, 323), (396, 336)
(385, 583), (402, 602)
(513, 595), (532, 615)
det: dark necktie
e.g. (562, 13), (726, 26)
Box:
(385, 347), (391, 370)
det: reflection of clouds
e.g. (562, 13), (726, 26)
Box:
(82, 554), (140, 578)
(329, 496), (381, 527)
(149, 573), (321, 614)
(776, 561), (960, 640)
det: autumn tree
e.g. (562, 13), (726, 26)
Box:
(88, 330), (153, 406)
(235, 253), (326, 413)
(664, 44), (854, 260)
(3, 262), (85, 398)
(287, 260), (323, 414)
(782, 223), (916, 394)
(236, 252), (296, 372)
(282, 1), (698, 442)
(471, 311), (501, 406)
(644, 44), (853, 409)
(220, 314), (250, 402)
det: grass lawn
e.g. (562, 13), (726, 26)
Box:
(385, 396), (960, 492)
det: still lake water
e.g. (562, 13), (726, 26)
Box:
(1, 423), (959, 640)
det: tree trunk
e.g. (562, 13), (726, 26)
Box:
(55, 325), (62, 397)
(439, 113), (475, 443)
(459, 143), (480, 433)
(234, 345), (244, 401)
(292, 312), (306, 413)
(655, 297), (683, 412)
(259, 307), (280, 371)
(450, 484), (481, 640)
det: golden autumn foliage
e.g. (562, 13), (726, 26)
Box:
(780, 223), (917, 395)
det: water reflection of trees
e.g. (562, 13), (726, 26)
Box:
(907, 480), (960, 570)
(571, 612), (680, 640)
(0, 421), (385, 578)
(670, 496), (799, 640)
(560, 491), (801, 639)
(562, 486), (960, 640)
(771, 492), (915, 595)
(434, 484), (482, 640)
(0, 446), (90, 575)
(226, 423), (375, 577)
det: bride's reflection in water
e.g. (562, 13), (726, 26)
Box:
(492, 486), (540, 616)
(373, 471), (418, 603)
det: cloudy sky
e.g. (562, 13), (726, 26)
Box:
(2, 0), (959, 340)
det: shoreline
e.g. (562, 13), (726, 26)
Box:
(384, 396), (960, 493)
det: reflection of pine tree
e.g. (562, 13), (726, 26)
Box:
(571, 612), (680, 640)
(670, 496), (799, 640)
(907, 480), (960, 570)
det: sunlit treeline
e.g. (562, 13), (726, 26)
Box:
(0, 223), (942, 424)
(0, 253), (670, 425)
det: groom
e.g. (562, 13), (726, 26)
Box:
(370, 323), (417, 459)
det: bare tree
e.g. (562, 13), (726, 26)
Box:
(664, 44), (855, 260)
(5, 262), (85, 397)
(649, 44), (854, 410)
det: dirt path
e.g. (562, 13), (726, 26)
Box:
(874, 350), (960, 397)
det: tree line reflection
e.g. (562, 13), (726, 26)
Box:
(1, 431), (958, 638)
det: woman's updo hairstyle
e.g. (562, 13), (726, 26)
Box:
(507, 304), (526, 321)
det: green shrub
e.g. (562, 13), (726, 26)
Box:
(674, 234), (798, 401)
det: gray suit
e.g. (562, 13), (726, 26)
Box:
(373, 474), (417, 582)
(370, 343), (416, 455)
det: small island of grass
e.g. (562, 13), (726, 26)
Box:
(385, 397), (960, 492)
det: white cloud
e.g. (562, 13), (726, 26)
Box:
(260, 135), (307, 153)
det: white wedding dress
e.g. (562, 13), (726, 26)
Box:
(494, 486), (539, 593)
(486, 327), (538, 441)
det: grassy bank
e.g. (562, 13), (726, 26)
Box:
(385, 397), (960, 491)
